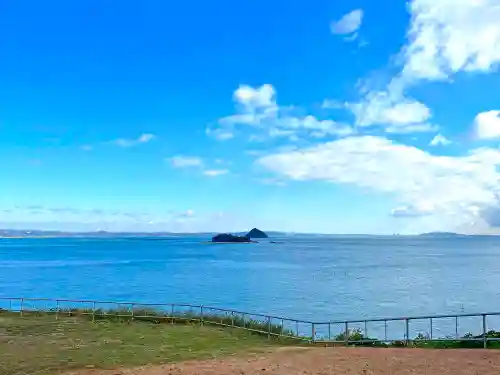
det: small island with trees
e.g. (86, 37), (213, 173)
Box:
(211, 228), (269, 243)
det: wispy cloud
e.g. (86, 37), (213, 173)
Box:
(214, 158), (232, 165)
(348, 86), (435, 134)
(429, 134), (452, 146)
(330, 9), (363, 40)
(175, 209), (195, 218)
(209, 84), (355, 142)
(111, 133), (156, 147)
(203, 169), (229, 177)
(322, 99), (346, 109)
(258, 177), (287, 187)
(205, 127), (234, 141)
(168, 155), (204, 168)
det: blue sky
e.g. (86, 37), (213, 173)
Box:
(1, 0), (500, 234)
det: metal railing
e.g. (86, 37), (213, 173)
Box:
(0, 297), (312, 341)
(1, 297), (500, 348)
(313, 312), (500, 347)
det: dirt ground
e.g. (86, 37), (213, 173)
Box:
(66, 347), (500, 375)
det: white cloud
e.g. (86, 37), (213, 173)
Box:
(256, 135), (500, 231)
(81, 145), (93, 151)
(322, 99), (346, 109)
(330, 9), (364, 37)
(391, 203), (435, 218)
(350, 0), (500, 135)
(138, 133), (155, 142)
(402, 0), (500, 82)
(258, 177), (287, 187)
(112, 133), (156, 147)
(215, 158), (232, 165)
(205, 126), (235, 141)
(212, 84), (355, 141)
(234, 84), (276, 109)
(203, 169), (229, 177)
(474, 110), (500, 139)
(175, 209), (195, 218)
(386, 123), (437, 134)
(349, 89), (434, 132)
(429, 134), (452, 146)
(169, 156), (203, 168)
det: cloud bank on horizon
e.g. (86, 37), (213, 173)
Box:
(1, 0), (500, 234)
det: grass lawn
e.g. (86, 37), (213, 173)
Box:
(0, 313), (281, 375)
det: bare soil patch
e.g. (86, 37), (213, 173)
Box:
(66, 347), (500, 375)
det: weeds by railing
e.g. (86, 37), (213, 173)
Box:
(1, 297), (500, 348)
(0, 297), (310, 342)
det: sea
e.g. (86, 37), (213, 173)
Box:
(1, 235), (500, 339)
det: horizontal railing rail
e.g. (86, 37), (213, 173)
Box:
(1, 297), (500, 348)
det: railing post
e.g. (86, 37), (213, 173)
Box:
(130, 304), (134, 323)
(384, 320), (387, 342)
(430, 318), (433, 340)
(20, 298), (24, 317)
(55, 300), (59, 320)
(92, 301), (96, 322)
(171, 304), (175, 325)
(311, 323), (315, 344)
(267, 316), (271, 339)
(231, 311), (234, 327)
(344, 322), (349, 346)
(200, 306), (204, 326)
(405, 319), (410, 346)
(483, 314), (487, 349)
(328, 323), (331, 341)
(455, 316), (459, 339)
(364, 320), (368, 338)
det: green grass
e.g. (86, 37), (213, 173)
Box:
(323, 328), (500, 349)
(0, 312), (295, 375)
(410, 332), (500, 349)
(3, 308), (499, 375)
(19, 306), (295, 337)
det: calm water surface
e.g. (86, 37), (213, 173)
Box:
(1, 236), (499, 325)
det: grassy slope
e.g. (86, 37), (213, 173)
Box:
(0, 314), (279, 375)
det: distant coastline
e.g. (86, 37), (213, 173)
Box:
(417, 232), (467, 237)
(0, 229), (496, 239)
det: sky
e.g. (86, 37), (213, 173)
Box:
(1, 0), (500, 234)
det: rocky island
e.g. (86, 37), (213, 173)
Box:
(211, 233), (253, 243)
(211, 228), (268, 243)
(246, 228), (268, 238)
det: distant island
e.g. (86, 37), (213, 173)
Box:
(211, 233), (253, 243)
(211, 228), (269, 243)
(418, 232), (466, 237)
(246, 228), (268, 239)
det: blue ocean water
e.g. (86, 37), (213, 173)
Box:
(1, 235), (499, 337)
